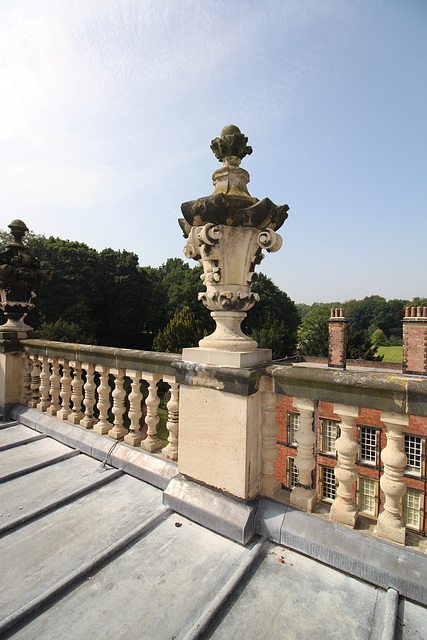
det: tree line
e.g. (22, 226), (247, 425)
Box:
(297, 295), (427, 360)
(0, 232), (299, 358)
(1, 230), (424, 360)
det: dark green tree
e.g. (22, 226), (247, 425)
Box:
(244, 274), (299, 358)
(371, 328), (389, 347)
(297, 305), (330, 357)
(38, 319), (93, 344)
(153, 306), (206, 353)
(347, 325), (382, 361)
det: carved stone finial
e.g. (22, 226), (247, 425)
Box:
(0, 221), (47, 335)
(210, 125), (253, 164)
(8, 219), (29, 246)
(180, 127), (288, 354)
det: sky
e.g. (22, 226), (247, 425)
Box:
(0, 0), (426, 304)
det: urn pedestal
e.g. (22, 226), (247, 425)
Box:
(177, 126), (288, 498)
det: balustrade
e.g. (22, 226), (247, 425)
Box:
(330, 403), (359, 527)
(376, 411), (409, 545)
(20, 344), (180, 462)
(46, 358), (61, 416)
(260, 376), (281, 497)
(57, 360), (72, 421)
(290, 397), (317, 512)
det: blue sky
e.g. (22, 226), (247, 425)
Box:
(0, 0), (426, 304)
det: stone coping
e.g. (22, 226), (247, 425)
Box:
(21, 338), (181, 377)
(271, 363), (427, 416)
(7, 337), (427, 412)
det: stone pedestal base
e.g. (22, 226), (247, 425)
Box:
(260, 476), (281, 498)
(124, 432), (142, 447)
(376, 513), (406, 545)
(290, 487), (317, 512)
(330, 500), (358, 528)
(178, 384), (262, 499)
(182, 347), (272, 368)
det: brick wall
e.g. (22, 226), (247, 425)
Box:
(274, 395), (427, 534)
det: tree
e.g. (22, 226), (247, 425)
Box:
(298, 305), (382, 361)
(153, 306), (206, 353)
(244, 274), (299, 358)
(347, 325), (382, 360)
(371, 328), (389, 347)
(38, 319), (93, 344)
(297, 305), (330, 357)
(250, 312), (294, 360)
(141, 258), (213, 344)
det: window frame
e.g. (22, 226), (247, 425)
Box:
(356, 476), (379, 518)
(404, 434), (426, 478)
(357, 425), (381, 467)
(402, 487), (425, 531)
(318, 465), (336, 503)
(287, 411), (299, 447)
(319, 418), (341, 457)
(287, 456), (298, 490)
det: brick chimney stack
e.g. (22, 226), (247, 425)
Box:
(402, 306), (427, 375)
(328, 308), (348, 370)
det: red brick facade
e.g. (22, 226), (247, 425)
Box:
(274, 397), (427, 534)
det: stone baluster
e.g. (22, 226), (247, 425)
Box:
(141, 373), (162, 453)
(80, 363), (96, 429)
(162, 376), (179, 461)
(68, 361), (84, 425)
(37, 356), (50, 412)
(124, 370), (143, 446)
(22, 353), (32, 406)
(93, 365), (111, 435)
(108, 368), (127, 440)
(290, 397), (317, 512)
(28, 355), (41, 408)
(330, 403), (359, 527)
(376, 411), (409, 545)
(46, 358), (61, 416)
(56, 359), (72, 420)
(259, 376), (281, 497)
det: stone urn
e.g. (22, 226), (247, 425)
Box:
(179, 125), (288, 353)
(0, 220), (46, 335)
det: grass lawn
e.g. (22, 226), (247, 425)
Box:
(376, 346), (403, 363)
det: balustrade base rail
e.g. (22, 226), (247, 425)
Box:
(11, 404), (179, 490)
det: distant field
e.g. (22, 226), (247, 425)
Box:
(376, 346), (403, 363)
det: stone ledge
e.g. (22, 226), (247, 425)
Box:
(272, 364), (427, 416)
(21, 339), (181, 377)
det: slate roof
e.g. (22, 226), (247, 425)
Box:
(1, 409), (426, 639)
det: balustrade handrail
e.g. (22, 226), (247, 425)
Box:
(22, 338), (182, 377)
(271, 362), (427, 417)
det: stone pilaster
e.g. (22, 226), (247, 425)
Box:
(290, 397), (317, 512)
(376, 411), (409, 545)
(328, 308), (347, 369)
(330, 403), (359, 527)
(402, 306), (427, 375)
(0, 332), (26, 419)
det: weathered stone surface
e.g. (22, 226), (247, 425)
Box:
(179, 125), (287, 354)
(178, 384), (262, 499)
